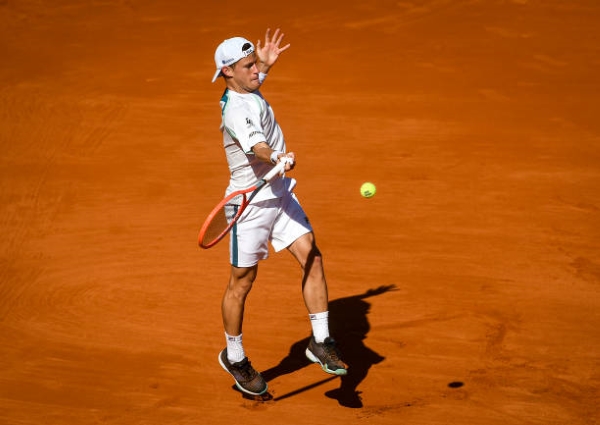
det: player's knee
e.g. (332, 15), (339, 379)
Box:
(302, 244), (323, 272)
(229, 266), (257, 293)
(228, 277), (254, 301)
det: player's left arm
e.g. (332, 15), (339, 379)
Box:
(256, 28), (290, 75)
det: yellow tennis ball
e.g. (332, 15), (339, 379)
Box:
(360, 182), (376, 198)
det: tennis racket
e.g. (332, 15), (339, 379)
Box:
(198, 160), (288, 249)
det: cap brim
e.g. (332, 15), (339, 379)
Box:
(211, 69), (222, 83)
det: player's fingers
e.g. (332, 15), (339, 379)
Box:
(271, 28), (280, 43)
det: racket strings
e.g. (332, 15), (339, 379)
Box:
(201, 194), (244, 246)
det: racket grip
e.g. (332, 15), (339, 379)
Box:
(262, 159), (288, 182)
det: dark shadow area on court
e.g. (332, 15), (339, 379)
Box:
(257, 284), (397, 408)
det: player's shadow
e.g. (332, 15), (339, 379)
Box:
(260, 284), (397, 408)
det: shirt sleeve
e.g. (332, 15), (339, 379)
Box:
(223, 101), (266, 153)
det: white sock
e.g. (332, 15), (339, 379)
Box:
(225, 333), (245, 363)
(309, 311), (330, 343)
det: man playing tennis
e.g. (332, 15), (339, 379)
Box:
(211, 28), (348, 396)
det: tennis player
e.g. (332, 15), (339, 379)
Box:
(211, 28), (348, 396)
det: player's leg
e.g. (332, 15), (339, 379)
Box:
(218, 264), (268, 395)
(219, 201), (275, 396)
(222, 200), (274, 343)
(270, 193), (348, 375)
(287, 232), (327, 314)
(287, 232), (348, 376)
(222, 264), (257, 337)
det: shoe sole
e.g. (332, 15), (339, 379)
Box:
(218, 352), (268, 396)
(305, 348), (348, 376)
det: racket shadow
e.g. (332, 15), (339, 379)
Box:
(261, 284), (397, 408)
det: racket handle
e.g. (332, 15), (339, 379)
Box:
(262, 159), (289, 182)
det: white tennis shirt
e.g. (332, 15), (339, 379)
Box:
(220, 89), (294, 202)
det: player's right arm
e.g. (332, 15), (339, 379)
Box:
(252, 142), (295, 171)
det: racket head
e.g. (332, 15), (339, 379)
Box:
(198, 161), (288, 249)
(198, 191), (248, 249)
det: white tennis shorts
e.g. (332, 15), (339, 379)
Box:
(229, 191), (312, 267)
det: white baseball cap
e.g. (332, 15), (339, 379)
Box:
(211, 37), (255, 83)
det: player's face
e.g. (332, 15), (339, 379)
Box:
(227, 53), (260, 93)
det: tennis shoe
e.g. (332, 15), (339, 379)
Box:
(218, 349), (268, 395)
(305, 336), (348, 376)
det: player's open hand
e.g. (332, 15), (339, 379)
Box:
(257, 28), (290, 70)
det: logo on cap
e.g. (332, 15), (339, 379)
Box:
(220, 42), (253, 66)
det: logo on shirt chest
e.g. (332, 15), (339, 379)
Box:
(245, 117), (262, 139)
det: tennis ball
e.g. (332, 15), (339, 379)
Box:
(360, 182), (376, 198)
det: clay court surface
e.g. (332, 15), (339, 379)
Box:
(1, 0), (599, 423)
